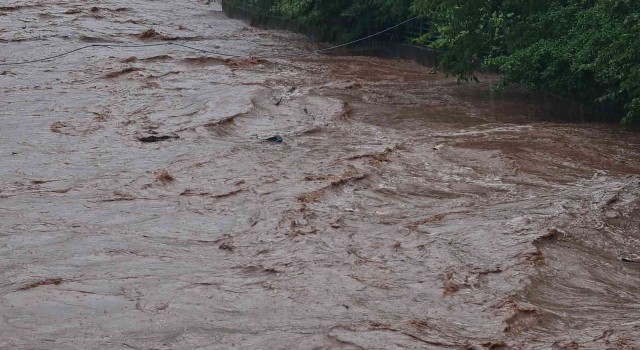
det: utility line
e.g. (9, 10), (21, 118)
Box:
(0, 16), (419, 66)
(0, 43), (168, 66)
(270, 16), (420, 58)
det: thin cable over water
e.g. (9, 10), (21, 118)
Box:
(0, 16), (419, 66)
(272, 16), (420, 58)
(0, 43), (168, 66)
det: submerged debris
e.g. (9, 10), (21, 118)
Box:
(104, 67), (143, 79)
(620, 256), (640, 263)
(181, 56), (226, 66)
(224, 57), (265, 68)
(261, 135), (283, 144)
(155, 169), (174, 184)
(138, 28), (162, 40)
(19, 278), (63, 290)
(137, 135), (179, 143)
(219, 242), (234, 251)
(136, 28), (203, 41)
(50, 121), (67, 133)
(443, 272), (460, 296)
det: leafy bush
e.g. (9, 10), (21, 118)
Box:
(270, 0), (413, 42)
(412, 0), (640, 123)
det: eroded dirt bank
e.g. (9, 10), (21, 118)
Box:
(1, 1), (639, 349)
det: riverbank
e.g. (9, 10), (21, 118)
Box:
(220, 0), (628, 124)
(221, 0), (440, 67)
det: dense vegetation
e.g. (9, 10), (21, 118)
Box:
(270, 0), (415, 42)
(236, 0), (640, 123)
(412, 0), (640, 124)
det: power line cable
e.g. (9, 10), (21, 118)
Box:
(0, 16), (420, 66)
(266, 16), (420, 58)
(0, 43), (169, 66)
(173, 16), (420, 59)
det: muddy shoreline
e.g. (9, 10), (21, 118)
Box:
(1, 1), (639, 349)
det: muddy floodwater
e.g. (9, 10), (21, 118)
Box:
(1, 1), (640, 349)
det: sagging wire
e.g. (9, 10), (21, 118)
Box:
(0, 16), (419, 66)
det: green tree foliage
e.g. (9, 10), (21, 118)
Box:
(412, 0), (640, 123)
(270, 0), (413, 42)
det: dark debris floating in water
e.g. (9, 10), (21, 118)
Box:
(260, 135), (283, 144)
(137, 135), (179, 143)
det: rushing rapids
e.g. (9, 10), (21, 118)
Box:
(1, 1), (639, 349)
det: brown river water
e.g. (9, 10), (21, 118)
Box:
(1, 1), (639, 349)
